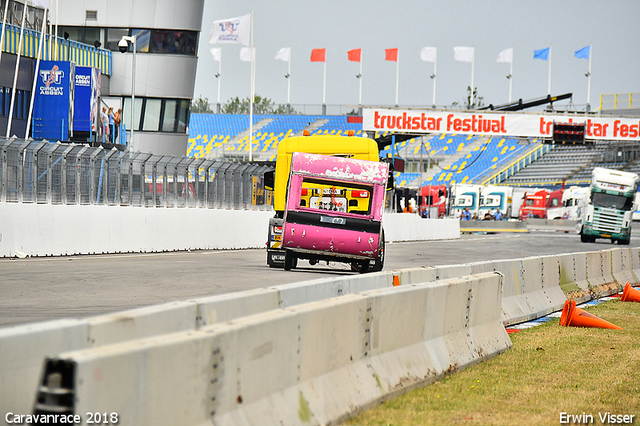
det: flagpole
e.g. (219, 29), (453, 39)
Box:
(0, 0), (9, 67)
(26, 7), (49, 138)
(287, 47), (291, 106)
(249, 10), (254, 162)
(395, 48), (399, 107)
(586, 43), (592, 111)
(358, 51), (362, 107)
(322, 55), (326, 114)
(54, 0), (58, 60)
(547, 45), (552, 95)
(217, 50), (221, 112)
(470, 47), (475, 108)
(432, 48), (437, 108)
(6, 4), (27, 138)
(508, 46), (513, 103)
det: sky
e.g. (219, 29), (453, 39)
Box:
(193, 0), (640, 113)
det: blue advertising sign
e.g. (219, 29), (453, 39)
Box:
(73, 66), (100, 135)
(32, 60), (75, 141)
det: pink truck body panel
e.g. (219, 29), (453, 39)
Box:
(282, 152), (388, 261)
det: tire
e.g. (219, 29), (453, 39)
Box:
(580, 227), (589, 243)
(372, 232), (386, 272)
(352, 261), (369, 274)
(619, 238), (630, 245)
(284, 251), (296, 271)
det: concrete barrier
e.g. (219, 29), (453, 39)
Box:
(467, 256), (566, 326)
(526, 218), (579, 233)
(631, 248), (640, 280)
(610, 248), (636, 288)
(35, 272), (510, 426)
(0, 205), (460, 258)
(382, 214), (459, 242)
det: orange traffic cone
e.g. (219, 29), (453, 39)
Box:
(621, 282), (640, 303)
(560, 300), (622, 330)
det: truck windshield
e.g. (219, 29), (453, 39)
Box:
(591, 192), (633, 210)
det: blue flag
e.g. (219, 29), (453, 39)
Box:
(575, 45), (590, 59)
(533, 47), (550, 61)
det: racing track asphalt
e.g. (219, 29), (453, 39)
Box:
(0, 231), (634, 328)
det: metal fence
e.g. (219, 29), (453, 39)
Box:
(0, 138), (274, 210)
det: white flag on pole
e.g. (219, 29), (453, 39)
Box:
(496, 47), (513, 63)
(240, 46), (255, 62)
(275, 47), (290, 62)
(209, 13), (251, 46)
(420, 46), (437, 62)
(453, 46), (474, 62)
(210, 47), (221, 62)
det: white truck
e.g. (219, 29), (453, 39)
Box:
(547, 186), (590, 220)
(478, 185), (513, 219)
(579, 167), (639, 245)
(450, 184), (481, 218)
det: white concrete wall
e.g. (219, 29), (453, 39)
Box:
(0, 205), (459, 257)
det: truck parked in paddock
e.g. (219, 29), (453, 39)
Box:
(281, 152), (389, 273)
(478, 185), (513, 219)
(546, 186), (589, 220)
(519, 189), (557, 220)
(580, 167), (639, 244)
(450, 184), (482, 218)
(418, 185), (447, 218)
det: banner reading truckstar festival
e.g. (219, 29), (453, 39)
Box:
(363, 108), (640, 142)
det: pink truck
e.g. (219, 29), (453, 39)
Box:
(282, 152), (389, 273)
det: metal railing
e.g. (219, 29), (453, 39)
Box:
(481, 142), (552, 185)
(2, 22), (112, 75)
(0, 138), (274, 210)
(600, 93), (640, 111)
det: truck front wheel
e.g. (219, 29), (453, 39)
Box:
(284, 251), (297, 271)
(580, 227), (590, 243)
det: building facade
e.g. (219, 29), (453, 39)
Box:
(58, 0), (204, 156)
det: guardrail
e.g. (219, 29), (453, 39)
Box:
(31, 272), (510, 426)
(1, 247), (636, 425)
(0, 138), (273, 209)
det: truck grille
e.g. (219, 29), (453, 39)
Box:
(593, 208), (624, 233)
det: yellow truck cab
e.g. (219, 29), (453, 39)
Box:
(266, 132), (379, 268)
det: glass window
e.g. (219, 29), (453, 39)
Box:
(591, 192), (633, 211)
(162, 100), (177, 132)
(142, 99), (161, 131)
(84, 27), (101, 47)
(132, 29), (151, 53)
(178, 100), (189, 133)
(106, 28), (128, 51)
(123, 97), (143, 132)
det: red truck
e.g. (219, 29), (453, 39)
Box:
(418, 185), (447, 218)
(518, 188), (562, 220)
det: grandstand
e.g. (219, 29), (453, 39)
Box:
(187, 112), (640, 191)
(187, 114), (367, 161)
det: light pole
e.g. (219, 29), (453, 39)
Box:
(119, 35), (137, 151)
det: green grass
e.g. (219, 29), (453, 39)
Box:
(346, 300), (640, 426)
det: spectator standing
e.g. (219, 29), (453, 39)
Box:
(100, 107), (108, 142)
(113, 108), (122, 144)
(460, 207), (471, 220)
(107, 107), (115, 143)
(494, 208), (503, 220)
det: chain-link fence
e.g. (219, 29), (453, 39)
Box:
(0, 138), (274, 210)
